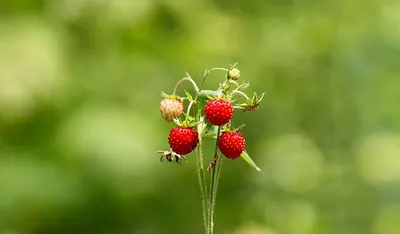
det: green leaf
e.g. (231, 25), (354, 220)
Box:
(203, 125), (218, 138)
(184, 90), (193, 102)
(240, 151), (261, 171)
(197, 90), (222, 98)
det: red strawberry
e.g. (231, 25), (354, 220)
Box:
(168, 127), (199, 155)
(218, 131), (246, 159)
(204, 99), (233, 126)
(160, 97), (184, 122)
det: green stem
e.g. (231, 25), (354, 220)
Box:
(231, 90), (250, 100)
(209, 153), (223, 234)
(173, 76), (199, 95)
(196, 67), (228, 234)
(200, 68), (229, 91)
(199, 72), (210, 91)
(208, 126), (222, 234)
(213, 154), (223, 208)
(196, 133), (209, 233)
(229, 80), (240, 88)
(186, 101), (194, 118)
(208, 67), (229, 73)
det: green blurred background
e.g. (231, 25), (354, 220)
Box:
(1, 0), (400, 234)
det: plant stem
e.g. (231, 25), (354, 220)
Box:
(196, 124), (209, 233)
(173, 76), (199, 95)
(209, 153), (223, 234)
(200, 68), (228, 90)
(186, 101), (194, 118)
(208, 67), (229, 73)
(199, 72), (210, 91)
(208, 126), (222, 234)
(229, 79), (240, 88)
(213, 153), (223, 208)
(231, 90), (250, 100)
(196, 67), (227, 234)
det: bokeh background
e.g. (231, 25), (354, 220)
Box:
(1, 0), (400, 234)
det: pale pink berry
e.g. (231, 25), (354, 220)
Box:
(160, 98), (184, 122)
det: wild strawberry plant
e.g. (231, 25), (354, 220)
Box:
(156, 63), (264, 234)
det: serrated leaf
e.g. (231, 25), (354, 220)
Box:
(240, 151), (261, 171)
(198, 90), (222, 98)
(184, 90), (193, 102)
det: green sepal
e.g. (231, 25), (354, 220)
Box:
(186, 115), (195, 122)
(161, 92), (181, 100)
(237, 92), (265, 112)
(203, 125), (219, 139)
(172, 116), (201, 128)
(184, 90), (194, 102)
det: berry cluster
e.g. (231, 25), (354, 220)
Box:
(156, 64), (264, 234)
(156, 64), (264, 165)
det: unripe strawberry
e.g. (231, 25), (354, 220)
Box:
(204, 99), (233, 126)
(160, 97), (184, 122)
(168, 127), (199, 155)
(218, 131), (246, 159)
(228, 68), (240, 80)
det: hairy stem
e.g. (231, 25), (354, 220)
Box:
(229, 79), (240, 88)
(186, 101), (194, 118)
(209, 153), (223, 234)
(173, 76), (199, 95)
(199, 72), (210, 91)
(231, 90), (250, 100)
(196, 67), (228, 234)
(196, 134), (209, 233)
(212, 154), (223, 210)
(208, 67), (229, 73)
(200, 68), (229, 90)
(208, 126), (222, 234)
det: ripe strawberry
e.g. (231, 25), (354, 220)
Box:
(218, 131), (246, 159)
(204, 99), (233, 126)
(160, 97), (184, 122)
(168, 127), (199, 155)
